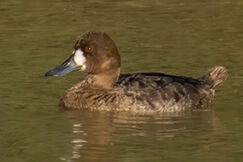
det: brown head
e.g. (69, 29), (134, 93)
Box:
(45, 32), (121, 89)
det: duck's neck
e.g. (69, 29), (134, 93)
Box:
(87, 68), (120, 89)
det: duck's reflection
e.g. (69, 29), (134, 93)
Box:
(61, 110), (217, 162)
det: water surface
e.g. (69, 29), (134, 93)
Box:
(0, 0), (242, 161)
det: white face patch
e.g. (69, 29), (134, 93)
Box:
(74, 49), (86, 70)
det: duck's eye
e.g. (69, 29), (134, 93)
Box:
(85, 46), (93, 54)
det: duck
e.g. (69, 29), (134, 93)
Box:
(45, 31), (227, 113)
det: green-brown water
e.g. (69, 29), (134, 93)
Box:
(0, 0), (242, 162)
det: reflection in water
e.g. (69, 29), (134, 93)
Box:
(70, 123), (87, 159)
(62, 110), (216, 161)
(60, 123), (88, 161)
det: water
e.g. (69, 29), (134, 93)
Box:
(0, 0), (242, 161)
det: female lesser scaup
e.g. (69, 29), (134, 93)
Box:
(45, 32), (227, 113)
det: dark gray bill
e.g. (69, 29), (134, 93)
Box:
(45, 55), (80, 77)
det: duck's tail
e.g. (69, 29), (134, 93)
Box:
(199, 66), (227, 90)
